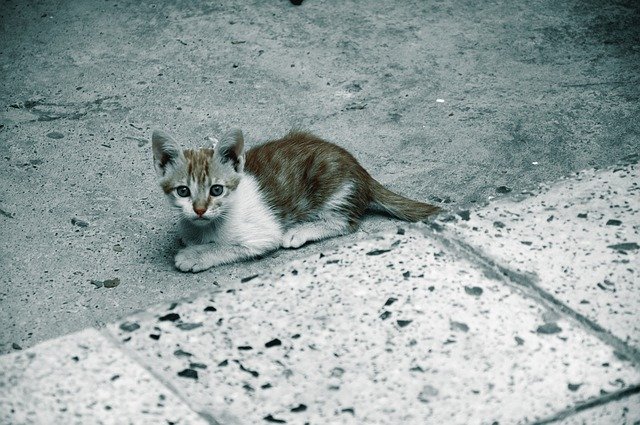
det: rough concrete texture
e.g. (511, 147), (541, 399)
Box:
(1, 0), (640, 354)
(2, 162), (640, 423)
(0, 328), (207, 425)
(442, 163), (640, 350)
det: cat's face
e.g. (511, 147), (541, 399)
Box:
(152, 129), (245, 225)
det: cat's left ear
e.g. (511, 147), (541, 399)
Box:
(215, 128), (245, 172)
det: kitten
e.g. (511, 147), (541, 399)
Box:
(152, 129), (440, 272)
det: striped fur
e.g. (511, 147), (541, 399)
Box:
(152, 129), (440, 272)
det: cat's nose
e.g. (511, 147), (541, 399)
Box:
(193, 206), (207, 217)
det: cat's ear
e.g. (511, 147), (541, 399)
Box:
(215, 128), (245, 172)
(152, 130), (184, 176)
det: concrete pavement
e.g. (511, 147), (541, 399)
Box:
(1, 0), (639, 355)
(1, 162), (638, 424)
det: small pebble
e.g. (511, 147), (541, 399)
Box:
(119, 322), (140, 332)
(46, 131), (64, 139)
(464, 286), (483, 296)
(12, 343), (22, 350)
(536, 323), (562, 334)
(71, 218), (89, 228)
(177, 369), (198, 380)
(496, 186), (512, 194)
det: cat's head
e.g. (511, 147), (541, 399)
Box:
(151, 129), (245, 224)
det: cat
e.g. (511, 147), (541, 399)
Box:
(152, 129), (440, 272)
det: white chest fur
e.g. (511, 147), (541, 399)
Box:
(179, 174), (283, 251)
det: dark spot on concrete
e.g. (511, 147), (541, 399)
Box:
(119, 321), (140, 332)
(12, 343), (22, 350)
(292, 333), (301, 339)
(397, 320), (412, 328)
(384, 297), (398, 306)
(265, 338), (282, 348)
(168, 302), (178, 310)
(103, 278), (120, 288)
(397, 227), (405, 235)
(366, 248), (391, 256)
(217, 359), (228, 367)
(176, 322), (203, 331)
(71, 356), (79, 362)
(608, 242), (639, 252)
(464, 286), (483, 296)
(238, 345), (253, 351)
(112, 244), (123, 252)
(46, 131), (64, 139)
(263, 414), (286, 423)
(428, 286), (435, 291)
(520, 241), (533, 246)
(110, 374), (120, 381)
(536, 323), (562, 334)
(493, 221), (505, 229)
(457, 210), (470, 221)
(204, 306), (217, 312)
(402, 271), (411, 278)
(326, 259), (339, 264)
(190, 362), (207, 369)
(177, 368), (198, 380)
(568, 383), (582, 392)
(261, 383), (272, 389)
(291, 269), (298, 275)
(159, 313), (180, 322)
(450, 321), (469, 332)
(515, 336), (525, 345)
(577, 213), (588, 218)
(380, 311), (391, 320)
(238, 363), (259, 377)
(0, 209), (14, 218)
(606, 219), (622, 226)
(71, 218), (88, 227)
(418, 384), (439, 403)
(341, 408), (355, 415)
(547, 215), (554, 222)
(174, 349), (192, 358)
(90, 280), (103, 289)
(149, 334), (160, 340)
(496, 186), (512, 194)
(241, 274), (259, 283)
(291, 404), (307, 412)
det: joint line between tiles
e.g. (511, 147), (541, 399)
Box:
(99, 328), (221, 425)
(428, 227), (640, 367)
(531, 384), (640, 424)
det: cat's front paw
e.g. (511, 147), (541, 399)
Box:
(282, 230), (307, 249)
(175, 246), (213, 273)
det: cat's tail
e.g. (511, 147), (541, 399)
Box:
(368, 178), (441, 222)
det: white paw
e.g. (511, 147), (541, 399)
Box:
(282, 230), (307, 249)
(174, 246), (213, 273)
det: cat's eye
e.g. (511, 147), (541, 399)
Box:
(210, 184), (224, 197)
(176, 186), (191, 197)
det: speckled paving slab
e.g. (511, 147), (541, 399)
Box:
(441, 163), (639, 349)
(0, 328), (206, 425)
(108, 228), (640, 425)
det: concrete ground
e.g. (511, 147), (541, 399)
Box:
(1, 162), (638, 424)
(1, 0), (640, 413)
(1, 0), (638, 356)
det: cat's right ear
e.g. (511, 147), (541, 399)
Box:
(152, 130), (184, 176)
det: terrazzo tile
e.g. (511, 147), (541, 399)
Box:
(108, 229), (640, 425)
(0, 328), (206, 425)
(441, 164), (639, 349)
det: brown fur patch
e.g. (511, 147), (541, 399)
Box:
(183, 149), (214, 185)
(245, 131), (439, 226)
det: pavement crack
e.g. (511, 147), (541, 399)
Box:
(531, 384), (640, 424)
(425, 226), (640, 368)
